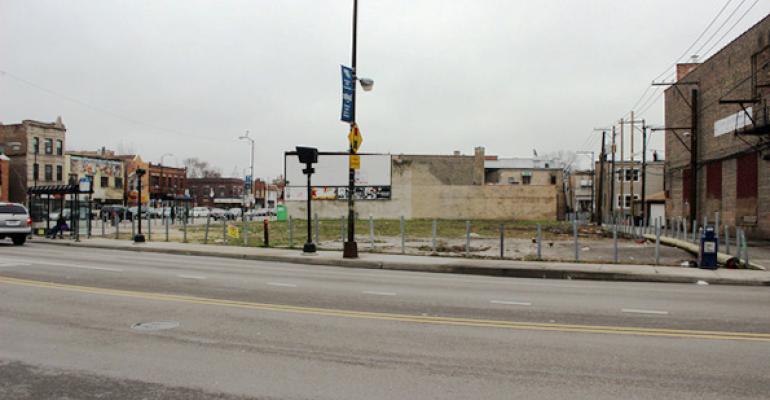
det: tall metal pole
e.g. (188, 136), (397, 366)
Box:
(641, 120), (647, 226)
(630, 111), (635, 223)
(343, 0), (359, 258)
(619, 118), (625, 217)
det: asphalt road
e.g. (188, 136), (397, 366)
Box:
(1, 242), (769, 399)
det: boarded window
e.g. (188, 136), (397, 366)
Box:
(736, 153), (758, 199)
(706, 161), (722, 199)
(682, 168), (692, 203)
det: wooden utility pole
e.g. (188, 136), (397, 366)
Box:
(597, 131), (606, 225)
(610, 126), (616, 220)
(641, 120), (647, 225)
(620, 118), (625, 217)
(689, 89), (698, 223)
(630, 111), (635, 222)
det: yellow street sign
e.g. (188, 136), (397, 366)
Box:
(227, 224), (240, 239)
(348, 124), (363, 153)
(350, 155), (360, 170)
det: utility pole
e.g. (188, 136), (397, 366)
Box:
(641, 120), (647, 226)
(630, 111), (635, 223)
(689, 89), (698, 223)
(343, 0), (359, 258)
(610, 126), (616, 220)
(620, 118), (626, 218)
(597, 131), (606, 225)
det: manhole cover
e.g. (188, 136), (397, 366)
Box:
(131, 321), (179, 332)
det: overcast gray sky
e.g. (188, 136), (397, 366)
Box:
(1, 0), (768, 179)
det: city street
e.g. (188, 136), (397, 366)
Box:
(1, 243), (769, 399)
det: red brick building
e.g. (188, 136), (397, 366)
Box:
(148, 163), (187, 201)
(0, 154), (9, 202)
(188, 177), (244, 208)
(664, 14), (770, 237)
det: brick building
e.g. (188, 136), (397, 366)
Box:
(0, 154), (9, 202)
(65, 151), (125, 205)
(594, 160), (665, 222)
(664, 15), (770, 237)
(188, 177), (244, 208)
(0, 118), (67, 204)
(148, 163), (187, 202)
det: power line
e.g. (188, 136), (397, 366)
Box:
(700, 0), (761, 59)
(0, 69), (221, 143)
(625, 0), (736, 116)
(692, 0), (749, 57)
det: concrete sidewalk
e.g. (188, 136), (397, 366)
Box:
(31, 237), (770, 286)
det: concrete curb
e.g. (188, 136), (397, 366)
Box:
(33, 239), (770, 287)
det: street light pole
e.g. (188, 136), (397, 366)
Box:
(239, 130), (255, 210)
(344, 0), (359, 259)
(160, 152), (172, 213)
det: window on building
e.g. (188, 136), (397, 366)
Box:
(33, 163), (39, 181)
(44, 139), (53, 155)
(56, 165), (62, 181)
(632, 169), (639, 181)
(101, 176), (109, 188)
(617, 168), (623, 182)
(151, 176), (160, 187)
(44, 164), (53, 181)
(115, 177), (123, 189)
(706, 161), (722, 199)
(56, 139), (63, 155)
(550, 175), (557, 185)
(33, 137), (39, 154)
(522, 175), (532, 185)
(737, 153), (758, 199)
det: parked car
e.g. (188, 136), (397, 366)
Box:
(99, 205), (131, 221)
(209, 208), (226, 220)
(0, 203), (32, 245)
(191, 207), (210, 218)
(226, 208), (242, 220)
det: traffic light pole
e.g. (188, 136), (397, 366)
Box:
(343, 0), (359, 258)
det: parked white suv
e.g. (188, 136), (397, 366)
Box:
(0, 203), (32, 245)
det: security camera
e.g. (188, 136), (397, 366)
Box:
(359, 78), (374, 91)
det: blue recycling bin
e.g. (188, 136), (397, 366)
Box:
(699, 226), (719, 269)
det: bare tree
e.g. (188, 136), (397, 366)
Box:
(183, 157), (222, 178)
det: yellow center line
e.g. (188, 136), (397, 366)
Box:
(1, 275), (769, 342)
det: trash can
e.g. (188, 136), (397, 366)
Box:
(699, 226), (719, 269)
(276, 204), (287, 222)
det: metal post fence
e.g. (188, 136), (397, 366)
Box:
(400, 216), (405, 254)
(573, 219), (579, 262)
(222, 217), (227, 245)
(715, 212), (720, 244)
(115, 215), (120, 239)
(101, 216), (106, 237)
(499, 224), (505, 259)
(465, 220), (471, 257)
(131, 215), (136, 238)
(613, 223), (618, 264)
(314, 213), (319, 244)
(147, 211), (151, 241)
(536, 224), (542, 260)
(369, 216), (374, 250)
(655, 221), (660, 265)
(165, 214), (170, 242)
(431, 219), (437, 252)
(724, 225), (730, 255)
(183, 212), (188, 243)
(243, 218), (249, 246)
(692, 220), (697, 243)
(288, 216), (293, 248)
(204, 215), (211, 244)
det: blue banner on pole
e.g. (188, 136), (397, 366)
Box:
(341, 65), (354, 122)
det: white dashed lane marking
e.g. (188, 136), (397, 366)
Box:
(490, 300), (532, 306)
